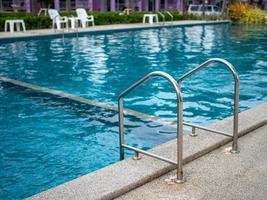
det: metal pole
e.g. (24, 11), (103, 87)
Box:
(176, 80), (184, 182)
(176, 100), (184, 183)
(190, 127), (197, 137)
(177, 58), (240, 154)
(118, 97), (125, 160)
(133, 151), (142, 160)
(231, 78), (239, 153)
(118, 71), (185, 183)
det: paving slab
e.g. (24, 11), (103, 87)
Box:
(116, 124), (267, 200)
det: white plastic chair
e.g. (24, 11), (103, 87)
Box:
(48, 9), (68, 30)
(76, 8), (95, 28)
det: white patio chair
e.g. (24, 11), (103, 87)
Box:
(76, 8), (95, 28)
(48, 9), (68, 30)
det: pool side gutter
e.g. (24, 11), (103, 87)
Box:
(0, 20), (230, 41)
(29, 102), (267, 200)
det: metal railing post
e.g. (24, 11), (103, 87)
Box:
(118, 97), (125, 160)
(177, 58), (240, 153)
(166, 11), (174, 24)
(118, 71), (185, 183)
(158, 11), (165, 25)
(176, 82), (184, 182)
(176, 100), (184, 182)
(117, 60), (239, 183)
(231, 77), (239, 153)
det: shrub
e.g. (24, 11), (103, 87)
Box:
(0, 11), (224, 32)
(228, 3), (249, 21)
(0, 13), (51, 31)
(242, 7), (267, 24)
(228, 2), (267, 24)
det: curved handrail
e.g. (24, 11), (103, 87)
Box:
(177, 58), (239, 84)
(118, 71), (185, 182)
(166, 11), (174, 24)
(119, 71), (182, 101)
(177, 58), (239, 152)
(157, 11), (165, 25)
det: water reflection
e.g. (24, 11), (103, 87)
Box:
(0, 24), (266, 125)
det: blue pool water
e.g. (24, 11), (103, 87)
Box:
(0, 84), (175, 199)
(0, 23), (267, 199)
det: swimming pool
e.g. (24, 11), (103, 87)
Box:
(0, 84), (175, 199)
(0, 23), (267, 199)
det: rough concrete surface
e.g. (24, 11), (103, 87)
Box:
(30, 102), (267, 200)
(0, 20), (229, 40)
(117, 124), (267, 200)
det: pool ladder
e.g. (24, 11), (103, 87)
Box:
(118, 58), (239, 183)
(158, 11), (174, 25)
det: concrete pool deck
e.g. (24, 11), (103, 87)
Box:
(4, 19), (264, 200)
(117, 124), (267, 200)
(0, 20), (230, 40)
(29, 102), (267, 200)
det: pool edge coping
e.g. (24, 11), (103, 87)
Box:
(29, 102), (267, 200)
(0, 20), (231, 41)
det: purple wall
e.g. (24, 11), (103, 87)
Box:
(140, 0), (184, 12)
(110, 0), (115, 11)
(176, 0), (183, 12)
(15, 0), (188, 13)
(93, 0), (101, 11)
(155, 0), (160, 11)
(25, 0), (30, 12)
(137, 0), (142, 11)
(13, 0), (266, 13)
(76, 0), (90, 9)
(12, 0), (33, 13)
(36, 0), (220, 13)
(142, 0), (148, 11)
(54, 0), (59, 10)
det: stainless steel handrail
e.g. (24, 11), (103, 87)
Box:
(166, 11), (174, 24)
(118, 71), (185, 183)
(157, 11), (165, 25)
(177, 58), (239, 153)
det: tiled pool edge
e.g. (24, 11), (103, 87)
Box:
(29, 102), (267, 200)
(0, 20), (230, 41)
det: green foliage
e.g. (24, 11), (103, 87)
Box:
(241, 7), (267, 24)
(59, 11), (207, 25)
(229, 2), (267, 24)
(0, 11), (225, 32)
(228, 3), (249, 21)
(0, 13), (51, 31)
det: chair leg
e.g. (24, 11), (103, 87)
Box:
(4, 22), (8, 32)
(52, 21), (56, 32)
(57, 22), (61, 30)
(15, 22), (20, 31)
(10, 22), (14, 33)
(22, 22), (26, 32)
